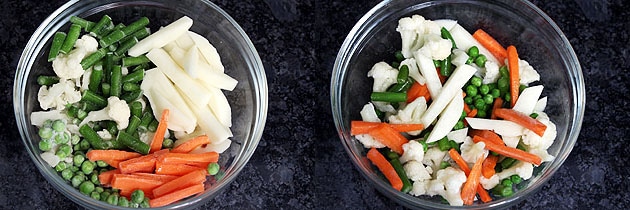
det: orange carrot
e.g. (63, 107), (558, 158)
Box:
(466, 108), (478, 118)
(98, 169), (121, 186)
(461, 155), (485, 205)
(406, 82), (431, 103)
(351, 121), (424, 135)
(150, 109), (170, 154)
(102, 159), (122, 168)
(149, 183), (204, 207)
(463, 103), (472, 114)
(469, 129), (504, 146)
(158, 151), (219, 165)
(507, 45), (519, 107)
(171, 135), (211, 153)
(366, 148), (403, 191)
(118, 149), (169, 174)
(111, 174), (168, 196)
(482, 155), (498, 178)
(152, 169), (207, 198)
(448, 149), (492, 203)
(436, 67), (447, 84)
(130, 173), (179, 182)
(473, 136), (542, 165)
(86, 150), (142, 162)
(494, 108), (547, 136)
(366, 124), (409, 154)
(155, 163), (205, 176)
(472, 29), (507, 63)
(490, 97), (504, 119)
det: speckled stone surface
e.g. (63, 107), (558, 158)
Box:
(1, 0), (628, 209)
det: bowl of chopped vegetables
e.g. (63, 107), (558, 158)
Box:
(14, 0), (267, 208)
(331, 0), (584, 209)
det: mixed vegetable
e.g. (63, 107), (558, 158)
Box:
(31, 14), (237, 207)
(351, 15), (557, 206)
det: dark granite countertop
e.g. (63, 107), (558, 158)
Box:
(1, 0), (628, 209)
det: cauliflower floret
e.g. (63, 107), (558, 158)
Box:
(399, 141), (425, 164)
(496, 161), (534, 180)
(37, 79), (82, 110)
(41, 151), (61, 167)
(355, 134), (385, 149)
(416, 33), (453, 60)
(80, 68), (92, 91)
(481, 60), (500, 84)
(400, 58), (426, 84)
(521, 112), (556, 162)
(368, 62), (398, 92)
(422, 147), (447, 171)
(80, 96), (131, 130)
(446, 128), (468, 143)
(30, 109), (69, 127)
(428, 167), (467, 206)
(480, 174), (500, 190)
(450, 49), (469, 68)
(388, 97), (427, 135)
(459, 137), (488, 164)
(410, 179), (430, 196)
(518, 59), (540, 85)
(396, 15), (441, 58)
(52, 35), (98, 80)
(404, 160), (432, 182)
(96, 129), (113, 141)
(359, 103), (380, 122)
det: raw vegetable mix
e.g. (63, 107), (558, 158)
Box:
(31, 14), (238, 208)
(351, 15), (557, 206)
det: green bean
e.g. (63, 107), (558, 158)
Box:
(387, 78), (413, 93)
(70, 16), (94, 31)
(59, 24), (81, 54)
(89, 65), (103, 93)
(519, 84), (528, 93)
(110, 65), (123, 97)
(79, 124), (108, 149)
(101, 83), (111, 97)
(89, 15), (112, 37)
(47, 32), (67, 62)
(80, 48), (108, 70)
(129, 101), (143, 119)
(117, 131), (150, 154)
(394, 50), (405, 62)
(391, 61), (400, 69)
(121, 17), (149, 35)
(37, 75), (60, 86)
(138, 111), (154, 132)
(530, 113), (539, 119)
(501, 158), (517, 169)
(125, 115), (142, 134)
(114, 37), (138, 56)
(122, 55), (150, 67)
(397, 65), (409, 84)
(120, 90), (143, 103)
(122, 68), (144, 83)
(81, 90), (108, 108)
(120, 27), (150, 44)
(417, 140), (428, 152)
(440, 27), (457, 49)
(448, 140), (459, 152)
(440, 55), (453, 77)
(148, 119), (159, 132)
(370, 92), (407, 103)
(100, 29), (125, 48)
(389, 157), (412, 193)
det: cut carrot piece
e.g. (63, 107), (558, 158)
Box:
(388, 123), (424, 133)
(102, 159), (122, 168)
(366, 148), (403, 191)
(473, 136), (542, 165)
(86, 150), (142, 162)
(406, 82), (431, 103)
(367, 124), (409, 154)
(436, 67), (446, 84)
(158, 151), (219, 165)
(463, 103), (472, 114)
(150, 109), (170, 154)
(118, 149), (169, 174)
(494, 108), (547, 136)
(507, 45), (519, 107)
(468, 129), (504, 146)
(111, 174), (169, 197)
(472, 29), (507, 63)
(461, 155), (485, 205)
(155, 163), (205, 176)
(152, 169), (207, 198)
(482, 155), (499, 178)
(130, 173), (179, 183)
(149, 183), (204, 207)
(466, 108), (478, 118)
(476, 182), (493, 203)
(351, 121), (424, 135)
(490, 97), (504, 119)
(171, 135), (210, 153)
(449, 149), (492, 203)
(98, 169), (121, 186)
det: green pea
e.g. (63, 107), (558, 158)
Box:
(90, 191), (100, 200)
(81, 161), (95, 175)
(465, 56), (475, 65)
(479, 84), (490, 95)
(162, 138), (174, 148)
(484, 94), (494, 104)
(394, 50), (405, 62)
(467, 46), (479, 58)
(131, 189), (145, 204)
(519, 84), (528, 93)
(391, 61), (400, 69)
(499, 66), (509, 77)
(502, 178), (513, 187)
(474, 99), (486, 110)
(454, 121), (465, 130)
(61, 168), (74, 181)
(39, 140), (52, 151)
(140, 197), (150, 208)
(491, 89), (501, 98)
(52, 120), (66, 132)
(90, 173), (100, 185)
(95, 187), (104, 193)
(464, 95), (473, 105)
(477, 110), (487, 118)
(417, 140), (428, 152)
(511, 175), (523, 184)
(505, 93), (511, 103)
(100, 191), (111, 202)
(475, 54), (487, 67)
(530, 113), (539, 119)
(96, 160), (109, 168)
(106, 194), (119, 205)
(465, 85), (478, 97)
(54, 132), (70, 144)
(42, 120), (53, 128)
(449, 140), (459, 152)
(56, 144), (72, 158)
(470, 76), (482, 87)
(70, 165), (80, 172)
(55, 161), (67, 172)
(39, 127), (53, 139)
(79, 181), (95, 195)
(207, 163), (220, 176)
(118, 197), (130, 207)
(73, 154), (85, 167)
(439, 161), (450, 169)
(460, 110), (467, 119)
(71, 135), (81, 145)
(79, 139), (91, 151)
(497, 77), (509, 91)
(438, 137), (451, 151)
(71, 174), (85, 188)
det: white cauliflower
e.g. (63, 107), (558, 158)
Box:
(496, 161), (534, 180)
(399, 141), (425, 164)
(422, 147), (447, 172)
(410, 179), (431, 196)
(518, 59), (540, 85)
(521, 112), (556, 162)
(37, 79), (82, 110)
(396, 15), (441, 58)
(96, 129), (113, 141)
(355, 134), (385, 149)
(459, 137), (488, 164)
(404, 160), (432, 182)
(427, 167), (467, 206)
(30, 109), (69, 127)
(359, 103), (380, 122)
(480, 174), (500, 190)
(80, 68), (92, 91)
(52, 35), (98, 80)
(41, 151), (61, 167)
(481, 60), (500, 84)
(388, 97), (427, 135)
(501, 135), (520, 148)
(446, 128), (468, 143)
(416, 33), (453, 61)
(80, 96), (131, 130)
(368, 62), (399, 92)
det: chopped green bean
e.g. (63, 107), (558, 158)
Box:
(59, 24), (81, 54)
(440, 55), (452, 77)
(88, 67), (103, 93)
(100, 29), (125, 48)
(125, 115), (142, 134)
(122, 55), (150, 67)
(370, 92), (407, 103)
(81, 90), (108, 108)
(70, 16), (94, 31)
(389, 157), (412, 193)
(121, 17), (149, 35)
(114, 37), (138, 56)
(79, 124), (108, 149)
(48, 32), (67, 62)
(129, 101), (143, 118)
(37, 75), (60, 86)
(80, 48), (107, 70)
(148, 119), (159, 132)
(394, 50), (405, 62)
(120, 27), (150, 44)
(89, 15), (112, 37)
(397, 65), (409, 84)
(440, 27), (457, 49)
(117, 131), (150, 154)
(121, 68), (144, 83)
(437, 137), (450, 151)
(110, 65), (123, 97)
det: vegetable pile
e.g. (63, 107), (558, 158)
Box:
(351, 15), (557, 206)
(31, 14), (237, 207)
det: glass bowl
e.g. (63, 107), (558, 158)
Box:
(13, 0), (267, 209)
(331, 0), (584, 209)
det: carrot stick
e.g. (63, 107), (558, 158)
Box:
(468, 129), (504, 145)
(472, 29), (507, 63)
(86, 150), (142, 162)
(155, 163), (205, 176)
(130, 173), (179, 182)
(367, 124), (409, 154)
(171, 135), (210, 153)
(111, 174), (168, 195)
(490, 97), (504, 119)
(494, 108), (547, 136)
(448, 149), (492, 203)
(149, 183), (204, 207)
(436, 67), (446, 84)
(351, 121), (424, 135)
(366, 148), (403, 191)
(158, 151), (219, 165)
(463, 103), (472, 114)
(152, 169), (207, 198)
(507, 45), (519, 107)
(150, 109), (170, 154)
(461, 155), (485, 205)
(473, 136), (542, 165)
(118, 149), (169, 174)
(482, 155), (498, 178)
(466, 108), (478, 118)
(98, 169), (121, 186)
(406, 82), (431, 103)
(102, 159), (122, 168)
